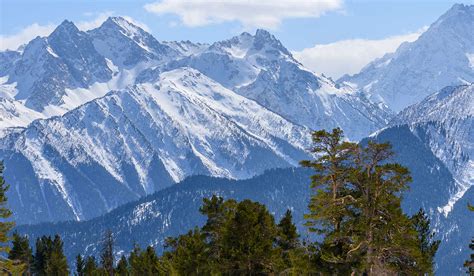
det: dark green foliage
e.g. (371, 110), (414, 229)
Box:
(220, 199), (280, 273)
(128, 244), (172, 275)
(164, 196), (308, 274)
(300, 128), (361, 274)
(411, 208), (440, 275)
(0, 161), (23, 274)
(33, 235), (68, 275)
(100, 229), (115, 276)
(164, 228), (209, 275)
(8, 232), (33, 274)
(84, 256), (98, 275)
(115, 255), (128, 276)
(0, 161), (13, 253)
(75, 254), (85, 276)
(277, 209), (299, 251)
(302, 128), (438, 275)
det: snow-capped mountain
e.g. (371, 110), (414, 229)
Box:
(162, 40), (209, 57)
(339, 4), (474, 112)
(0, 18), (179, 133)
(10, 20), (112, 111)
(169, 29), (390, 140)
(0, 67), (312, 224)
(88, 17), (178, 68)
(0, 16), (393, 224)
(391, 84), (473, 216)
(0, 17), (389, 143)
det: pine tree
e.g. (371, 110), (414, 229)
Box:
(276, 209), (301, 272)
(302, 130), (436, 275)
(0, 161), (24, 275)
(220, 199), (281, 274)
(411, 208), (440, 275)
(277, 209), (299, 251)
(100, 229), (115, 276)
(300, 128), (359, 273)
(348, 141), (425, 275)
(164, 228), (209, 275)
(199, 195), (237, 266)
(115, 255), (128, 276)
(75, 254), (85, 276)
(84, 256), (98, 275)
(33, 236), (51, 275)
(45, 235), (69, 276)
(8, 232), (33, 274)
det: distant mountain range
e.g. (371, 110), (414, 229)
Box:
(339, 4), (474, 112)
(1, 3), (473, 275)
(0, 16), (390, 224)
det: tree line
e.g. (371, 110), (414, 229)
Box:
(0, 128), (473, 275)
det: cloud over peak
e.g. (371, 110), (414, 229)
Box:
(144, 0), (343, 29)
(293, 27), (428, 79)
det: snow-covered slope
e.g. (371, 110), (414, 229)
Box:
(169, 29), (391, 141)
(88, 17), (178, 68)
(339, 4), (474, 112)
(369, 84), (474, 274)
(0, 18), (182, 134)
(391, 84), (473, 215)
(0, 67), (311, 224)
(162, 40), (209, 57)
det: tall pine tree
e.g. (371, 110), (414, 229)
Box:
(75, 254), (85, 276)
(300, 128), (359, 273)
(100, 229), (115, 276)
(302, 129), (438, 275)
(8, 232), (33, 275)
(0, 161), (24, 275)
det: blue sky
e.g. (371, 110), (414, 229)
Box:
(0, 0), (471, 77)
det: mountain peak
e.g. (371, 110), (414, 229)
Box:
(50, 20), (80, 37)
(101, 16), (144, 35)
(252, 29), (291, 56)
(255, 29), (272, 39)
(431, 3), (474, 30)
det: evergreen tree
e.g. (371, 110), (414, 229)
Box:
(115, 255), (128, 276)
(277, 209), (299, 251)
(100, 229), (115, 276)
(8, 232), (33, 274)
(276, 209), (301, 272)
(128, 244), (172, 275)
(219, 199), (281, 274)
(32, 235), (68, 275)
(302, 129), (437, 275)
(199, 195), (237, 266)
(45, 235), (69, 276)
(33, 236), (52, 275)
(165, 228), (209, 275)
(411, 208), (440, 275)
(0, 161), (24, 275)
(300, 128), (359, 273)
(84, 256), (98, 275)
(75, 254), (85, 276)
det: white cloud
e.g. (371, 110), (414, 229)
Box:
(0, 23), (56, 51)
(76, 11), (114, 31)
(293, 27), (428, 79)
(0, 13), (151, 51)
(77, 12), (151, 32)
(144, 0), (343, 29)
